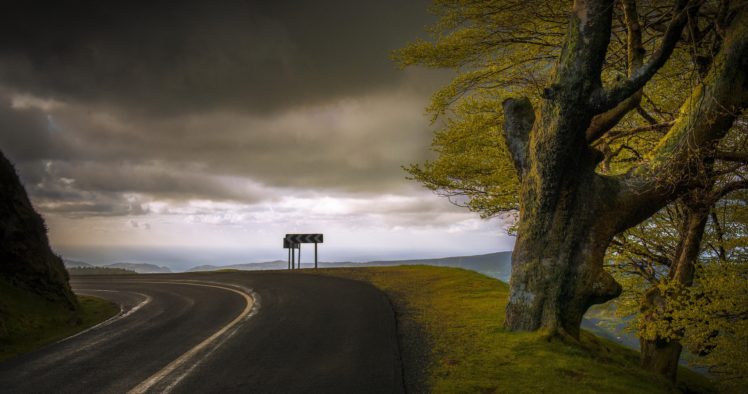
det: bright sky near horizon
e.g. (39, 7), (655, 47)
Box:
(0, 1), (515, 270)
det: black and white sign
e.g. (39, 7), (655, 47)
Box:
(283, 233), (323, 270)
(285, 234), (323, 244)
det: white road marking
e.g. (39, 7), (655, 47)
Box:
(55, 291), (152, 345)
(126, 281), (256, 394)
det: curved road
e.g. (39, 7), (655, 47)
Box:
(0, 272), (403, 394)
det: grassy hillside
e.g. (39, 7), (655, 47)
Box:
(0, 279), (119, 362)
(0, 150), (75, 308)
(309, 266), (713, 394)
(188, 251), (512, 277)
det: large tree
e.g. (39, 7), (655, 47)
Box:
(399, 0), (748, 338)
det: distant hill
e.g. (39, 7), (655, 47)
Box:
(361, 253), (512, 281)
(68, 266), (137, 275)
(104, 263), (171, 273)
(188, 252), (512, 280)
(63, 259), (93, 268)
(62, 260), (171, 273)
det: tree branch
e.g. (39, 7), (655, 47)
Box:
(585, 0), (646, 143)
(551, 0), (615, 99)
(710, 180), (748, 203)
(595, 121), (675, 145)
(715, 150), (748, 163)
(610, 6), (748, 233)
(709, 210), (727, 262)
(591, 0), (696, 113)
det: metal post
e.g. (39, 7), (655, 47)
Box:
(297, 245), (301, 270)
(314, 242), (318, 269)
(291, 245), (295, 269)
(288, 247), (291, 270)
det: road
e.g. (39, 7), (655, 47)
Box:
(0, 272), (404, 394)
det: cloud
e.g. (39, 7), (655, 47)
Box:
(0, 1), (513, 260)
(0, 0), (438, 115)
(0, 82), (441, 218)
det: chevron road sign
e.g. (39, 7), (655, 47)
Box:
(285, 234), (323, 244)
(283, 234), (323, 270)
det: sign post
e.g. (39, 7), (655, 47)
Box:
(284, 234), (323, 269)
(283, 238), (298, 270)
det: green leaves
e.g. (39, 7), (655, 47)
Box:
(404, 104), (518, 218)
(395, 1), (567, 218)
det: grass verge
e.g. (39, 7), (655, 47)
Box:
(0, 279), (119, 362)
(309, 265), (714, 394)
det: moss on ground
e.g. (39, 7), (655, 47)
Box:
(0, 279), (119, 362)
(308, 265), (714, 394)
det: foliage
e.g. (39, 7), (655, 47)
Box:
(607, 189), (748, 391)
(309, 266), (714, 393)
(396, 1), (733, 217)
(395, 0), (570, 218)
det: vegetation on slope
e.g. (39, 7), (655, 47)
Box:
(0, 150), (75, 307)
(310, 266), (713, 394)
(0, 278), (119, 362)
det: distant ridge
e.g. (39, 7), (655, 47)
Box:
(63, 260), (93, 268)
(187, 252), (512, 281)
(63, 260), (171, 274)
(105, 263), (172, 274)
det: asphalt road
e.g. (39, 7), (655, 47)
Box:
(0, 272), (404, 394)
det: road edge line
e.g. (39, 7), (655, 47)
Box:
(126, 282), (255, 394)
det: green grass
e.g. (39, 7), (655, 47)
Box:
(308, 265), (714, 394)
(0, 279), (119, 362)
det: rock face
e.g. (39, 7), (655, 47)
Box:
(0, 150), (76, 309)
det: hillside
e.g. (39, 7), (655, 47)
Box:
(0, 150), (119, 361)
(309, 266), (713, 393)
(188, 251), (512, 278)
(0, 150), (75, 307)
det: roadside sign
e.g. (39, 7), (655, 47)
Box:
(283, 234), (323, 270)
(285, 234), (323, 244)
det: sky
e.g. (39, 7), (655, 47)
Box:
(0, 0), (515, 270)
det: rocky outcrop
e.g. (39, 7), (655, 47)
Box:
(0, 150), (76, 309)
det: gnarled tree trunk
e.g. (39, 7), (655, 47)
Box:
(501, 1), (748, 339)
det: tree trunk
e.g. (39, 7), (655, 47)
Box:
(505, 144), (623, 337)
(640, 338), (683, 381)
(639, 196), (708, 381)
(502, 0), (622, 338)
(502, 3), (748, 339)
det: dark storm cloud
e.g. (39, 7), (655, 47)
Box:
(0, 1), (452, 221)
(0, 97), (71, 163)
(0, 0), (434, 114)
